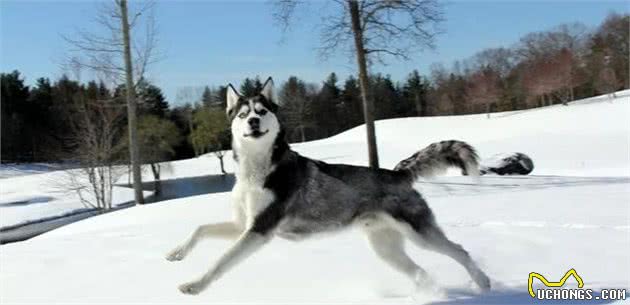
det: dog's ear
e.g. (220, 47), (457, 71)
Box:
(226, 84), (241, 114)
(260, 77), (279, 105)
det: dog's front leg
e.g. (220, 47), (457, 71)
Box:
(166, 201), (246, 262)
(178, 229), (271, 295)
(165, 222), (243, 262)
(178, 199), (282, 295)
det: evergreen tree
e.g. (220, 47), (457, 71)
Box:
(168, 103), (195, 159)
(201, 86), (214, 108)
(1, 71), (30, 161)
(339, 75), (363, 130)
(278, 76), (313, 142)
(240, 76), (264, 96)
(403, 70), (430, 117)
(214, 86), (228, 109)
(371, 74), (399, 120)
(26, 78), (55, 160)
(313, 73), (341, 137)
(137, 79), (169, 117)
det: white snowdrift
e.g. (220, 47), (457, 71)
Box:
(0, 91), (629, 305)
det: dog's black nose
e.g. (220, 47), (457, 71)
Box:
(248, 117), (260, 129)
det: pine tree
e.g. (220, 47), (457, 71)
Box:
(403, 70), (430, 117)
(371, 74), (399, 120)
(340, 75), (363, 130)
(279, 76), (313, 142)
(201, 86), (213, 108)
(137, 79), (169, 118)
(313, 73), (341, 137)
(240, 76), (264, 96)
(1, 71), (31, 161)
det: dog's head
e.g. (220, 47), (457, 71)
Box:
(226, 77), (281, 148)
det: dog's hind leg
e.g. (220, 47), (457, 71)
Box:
(165, 222), (244, 262)
(407, 223), (491, 291)
(364, 226), (432, 287)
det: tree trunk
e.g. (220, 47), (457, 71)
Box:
(348, 0), (379, 169)
(120, 0), (144, 204)
(218, 155), (227, 175)
(150, 163), (161, 196)
(486, 102), (491, 119)
(414, 92), (423, 116)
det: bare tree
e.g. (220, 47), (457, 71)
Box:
(467, 67), (500, 118)
(516, 22), (588, 61)
(548, 49), (575, 105)
(275, 0), (444, 168)
(468, 47), (515, 78)
(522, 57), (559, 107)
(63, 0), (158, 204)
(61, 95), (126, 210)
(595, 53), (619, 100)
(516, 23), (589, 106)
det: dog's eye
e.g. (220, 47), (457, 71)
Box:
(238, 112), (247, 119)
(259, 109), (267, 115)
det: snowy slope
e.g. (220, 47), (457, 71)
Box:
(0, 168), (150, 229)
(0, 91), (629, 305)
(0, 163), (70, 179)
(2, 90), (628, 229)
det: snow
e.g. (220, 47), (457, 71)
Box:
(0, 163), (69, 179)
(0, 168), (149, 229)
(1, 91), (629, 304)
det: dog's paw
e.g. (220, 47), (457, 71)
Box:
(414, 272), (444, 297)
(473, 270), (491, 292)
(179, 281), (205, 295)
(165, 247), (186, 262)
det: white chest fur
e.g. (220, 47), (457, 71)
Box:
(232, 149), (277, 228)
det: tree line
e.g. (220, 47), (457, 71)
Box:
(2, 12), (627, 167)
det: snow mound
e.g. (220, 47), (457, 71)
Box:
(1, 91), (629, 304)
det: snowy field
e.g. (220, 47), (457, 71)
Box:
(0, 168), (149, 230)
(0, 91), (629, 304)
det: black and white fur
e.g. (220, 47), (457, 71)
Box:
(166, 77), (491, 295)
(480, 152), (534, 176)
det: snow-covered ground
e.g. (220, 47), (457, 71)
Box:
(0, 163), (72, 179)
(0, 91), (629, 304)
(0, 168), (149, 230)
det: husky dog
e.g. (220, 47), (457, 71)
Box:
(166, 77), (491, 295)
(479, 152), (534, 176)
(395, 148), (535, 176)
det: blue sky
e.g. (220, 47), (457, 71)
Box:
(1, 0), (627, 105)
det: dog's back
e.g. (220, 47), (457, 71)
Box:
(267, 151), (430, 238)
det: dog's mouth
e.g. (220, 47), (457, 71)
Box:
(243, 130), (269, 138)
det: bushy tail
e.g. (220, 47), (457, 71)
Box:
(394, 140), (480, 179)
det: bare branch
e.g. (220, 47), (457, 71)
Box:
(272, 0), (301, 34)
(63, 0), (159, 85)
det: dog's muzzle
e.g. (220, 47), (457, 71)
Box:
(244, 129), (269, 138)
(244, 117), (268, 138)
